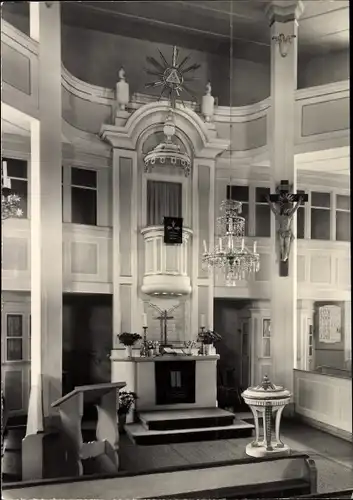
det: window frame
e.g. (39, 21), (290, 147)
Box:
(254, 186), (271, 238)
(3, 157), (29, 219)
(5, 313), (24, 363)
(70, 166), (98, 226)
(262, 318), (271, 359)
(310, 190), (331, 241)
(335, 194), (350, 242)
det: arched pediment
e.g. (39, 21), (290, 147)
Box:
(100, 102), (229, 159)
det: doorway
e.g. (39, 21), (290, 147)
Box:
(214, 299), (252, 410)
(62, 293), (113, 394)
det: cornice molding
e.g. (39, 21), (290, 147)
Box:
(100, 101), (229, 159)
(295, 80), (349, 101)
(1, 19), (38, 55)
(265, 1), (304, 26)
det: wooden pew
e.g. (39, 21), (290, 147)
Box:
(51, 382), (125, 477)
(3, 453), (317, 500)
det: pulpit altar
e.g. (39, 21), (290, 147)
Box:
(51, 382), (125, 476)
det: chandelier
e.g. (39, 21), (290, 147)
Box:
(201, 2), (260, 286)
(202, 200), (260, 286)
(2, 161), (22, 221)
(144, 112), (191, 177)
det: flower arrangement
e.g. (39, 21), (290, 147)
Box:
(197, 329), (222, 345)
(118, 332), (142, 346)
(118, 390), (137, 415)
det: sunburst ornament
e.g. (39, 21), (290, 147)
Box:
(145, 46), (201, 107)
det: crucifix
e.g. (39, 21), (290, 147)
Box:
(266, 180), (308, 277)
(149, 304), (179, 346)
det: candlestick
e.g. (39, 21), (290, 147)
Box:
(140, 326), (148, 357)
(203, 240), (208, 253)
(200, 314), (206, 328)
(253, 241), (257, 253)
(142, 313), (148, 328)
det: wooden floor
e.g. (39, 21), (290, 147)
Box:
(119, 418), (353, 493)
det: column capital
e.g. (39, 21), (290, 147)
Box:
(265, 1), (304, 26)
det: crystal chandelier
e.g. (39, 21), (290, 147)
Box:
(201, 2), (260, 286)
(144, 112), (191, 177)
(202, 200), (260, 286)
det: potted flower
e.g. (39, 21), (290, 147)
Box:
(118, 332), (142, 358)
(117, 390), (137, 433)
(197, 329), (222, 355)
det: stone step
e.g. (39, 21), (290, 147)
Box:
(139, 408), (236, 431)
(126, 419), (254, 445)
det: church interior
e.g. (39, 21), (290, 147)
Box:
(1, 1), (352, 499)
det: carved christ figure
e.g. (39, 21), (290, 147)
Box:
(266, 193), (304, 262)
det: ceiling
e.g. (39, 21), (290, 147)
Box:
(2, 1), (349, 61)
(58, 0), (349, 59)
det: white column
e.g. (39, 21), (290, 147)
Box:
(112, 149), (121, 347)
(28, 1), (62, 429)
(111, 149), (138, 344)
(191, 160), (199, 340)
(207, 160), (216, 330)
(266, 1), (304, 393)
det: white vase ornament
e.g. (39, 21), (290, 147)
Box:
(116, 67), (130, 111)
(125, 345), (133, 358)
(201, 81), (214, 122)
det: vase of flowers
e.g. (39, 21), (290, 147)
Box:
(197, 329), (222, 355)
(117, 390), (137, 433)
(118, 332), (142, 358)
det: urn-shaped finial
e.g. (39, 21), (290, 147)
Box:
(202, 81), (214, 122)
(116, 67), (130, 111)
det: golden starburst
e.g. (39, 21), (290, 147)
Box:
(145, 46), (201, 108)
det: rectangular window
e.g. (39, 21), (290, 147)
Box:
(147, 180), (182, 226)
(3, 157), (28, 218)
(262, 319), (271, 358)
(336, 194), (350, 242)
(6, 314), (23, 361)
(255, 187), (271, 237)
(227, 185), (249, 236)
(71, 167), (97, 226)
(296, 189), (305, 239)
(311, 191), (331, 240)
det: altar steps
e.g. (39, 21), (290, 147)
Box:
(126, 408), (254, 445)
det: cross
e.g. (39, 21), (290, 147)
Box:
(269, 180), (308, 206)
(156, 310), (175, 345)
(149, 304), (179, 346)
(267, 180), (308, 277)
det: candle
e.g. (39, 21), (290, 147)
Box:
(219, 237), (222, 251)
(203, 240), (208, 253)
(142, 313), (148, 328)
(241, 238), (245, 251)
(200, 314), (206, 328)
(253, 241), (257, 253)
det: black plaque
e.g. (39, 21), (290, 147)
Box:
(164, 216), (183, 244)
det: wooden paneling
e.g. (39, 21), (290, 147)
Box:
(294, 369), (352, 435)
